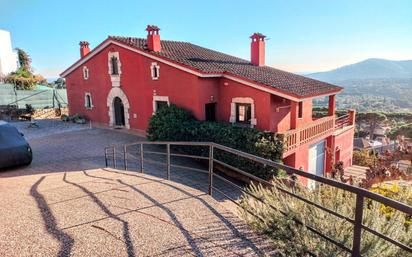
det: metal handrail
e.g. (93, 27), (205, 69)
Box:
(104, 141), (412, 256)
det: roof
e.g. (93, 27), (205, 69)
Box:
(63, 36), (343, 98)
(354, 138), (371, 149)
(110, 36), (342, 98)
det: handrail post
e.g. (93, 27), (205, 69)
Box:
(104, 148), (108, 167)
(352, 194), (364, 257)
(123, 145), (128, 170)
(140, 143), (144, 173)
(208, 144), (214, 196)
(113, 147), (116, 169)
(166, 143), (171, 180)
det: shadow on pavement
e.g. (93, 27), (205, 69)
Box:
(62, 172), (135, 257)
(30, 176), (74, 257)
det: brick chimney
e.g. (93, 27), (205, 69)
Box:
(79, 41), (90, 58)
(250, 33), (266, 66)
(146, 25), (161, 52)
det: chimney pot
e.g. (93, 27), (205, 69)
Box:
(250, 33), (266, 66)
(146, 25), (161, 52)
(79, 41), (90, 58)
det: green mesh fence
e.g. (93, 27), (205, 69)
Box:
(0, 84), (67, 109)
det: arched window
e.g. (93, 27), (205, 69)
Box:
(83, 66), (89, 80)
(85, 92), (93, 109)
(150, 62), (160, 80)
(111, 56), (119, 75)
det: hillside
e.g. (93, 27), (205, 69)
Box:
(308, 58), (412, 81)
(307, 59), (412, 112)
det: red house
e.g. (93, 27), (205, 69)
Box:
(61, 25), (355, 179)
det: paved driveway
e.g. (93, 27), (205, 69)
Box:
(0, 127), (273, 256)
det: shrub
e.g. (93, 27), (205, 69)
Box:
(61, 114), (69, 122)
(370, 183), (412, 228)
(353, 150), (378, 167)
(24, 104), (35, 115)
(147, 105), (284, 180)
(4, 67), (46, 90)
(61, 113), (86, 124)
(239, 179), (412, 257)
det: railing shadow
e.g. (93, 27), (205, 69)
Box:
(118, 179), (205, 256)
(62, 172), (135, 257)
(30, 176), (74, 257)
(80, 169), (204, 255)
(103, 168), (265, 256)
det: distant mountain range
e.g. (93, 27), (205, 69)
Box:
(307, 58), (412, 82)
(306, 58), (412, 112)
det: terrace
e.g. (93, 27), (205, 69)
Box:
(0, 125), (410, 256)
(281, 109), (356, 157)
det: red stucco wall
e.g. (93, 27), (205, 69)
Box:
(334, 128), (355, 168)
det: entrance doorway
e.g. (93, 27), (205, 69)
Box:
(308, 140), (326, 189)
(205, 103), (216, 121)
(113, 97), (125, 126)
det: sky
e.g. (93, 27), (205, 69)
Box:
(1, 0), (412, 78)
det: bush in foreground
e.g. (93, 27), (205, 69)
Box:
(239, 179), (412, 257)
(147, 105), (284, 179)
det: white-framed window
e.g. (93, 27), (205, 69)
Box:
(107, 52), (121, 87)
(110, 56), (119, 75)
(229, 97), (256, 127)
(150, 62), (160, 80)
(152, 96), (169, 113)
(83, 66), (89, 80)
(85, 92), (93, 109)
(108, 52), (121, 76)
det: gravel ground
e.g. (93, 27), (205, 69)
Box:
(9, 119), (89, 140)
(0, 127), (274, 256)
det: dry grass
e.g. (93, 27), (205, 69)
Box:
(239, 179), (412, 257)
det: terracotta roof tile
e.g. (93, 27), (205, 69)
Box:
(109, 36), (342, 98)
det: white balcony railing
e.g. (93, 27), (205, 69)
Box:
(281, 116), (335, 154)
(280, 110), (355, 156)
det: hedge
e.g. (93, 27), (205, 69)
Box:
(147, 105), (284, 180)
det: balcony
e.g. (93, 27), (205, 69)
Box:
(280, 110), (355, 156)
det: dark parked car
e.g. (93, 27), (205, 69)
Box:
(0, 121), (32, 169)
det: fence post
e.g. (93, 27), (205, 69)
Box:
(123, 145), (127, 170)
(208, 144), (214, 196)
(140, 144), (144, 173)
(166, 143), (171, 180)
(52, 89), (55, 109)
(104, 148), (108, 167)
(352, 194), (364, 257)
(113, 147), (116, 169)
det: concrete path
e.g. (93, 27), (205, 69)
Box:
(0, 128), (273, 256)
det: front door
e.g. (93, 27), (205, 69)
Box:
(113, 97), (125, 126)
(308, 140), (325, 189)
